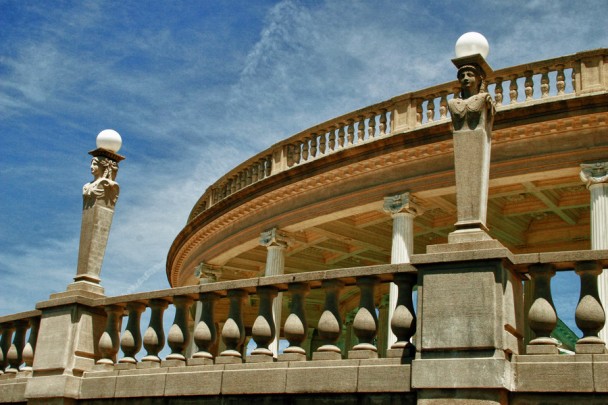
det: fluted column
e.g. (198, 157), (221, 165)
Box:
(142, 299), (169, 363)
(575, 261), (606, 353)
(580, 162), (608, 342)
(280, 283), (310, 361)
(383, 192), (420, 348)
(526, 264), (558, 354)
(313, 279), (344, 360)
(97, 305), (124, 365)
(260, 228), (292, 356)
(119, 302), (145, 364)
(218, 289), (247, 363)
(250, 286), (279, 361)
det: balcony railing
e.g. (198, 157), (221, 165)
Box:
(188, 48), (607, 222)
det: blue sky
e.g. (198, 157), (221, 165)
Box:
(1, 0), (606, 336)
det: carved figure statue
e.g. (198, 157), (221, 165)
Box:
(448, 64), (495, 132)
(82, 156), (120, 208)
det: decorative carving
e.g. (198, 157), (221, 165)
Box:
(259, 227), (292, 248)
(383, 192), (420, 216)
(447, 64), (495, 132)
(194, 262), (222, 283)
(83, 155), (121, 209)
(580, 162), (608, 188)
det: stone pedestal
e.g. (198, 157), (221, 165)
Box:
(412, 257), (523, 399)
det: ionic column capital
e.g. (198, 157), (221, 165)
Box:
(194, 262), (222, 284)
(383, 192), (422, 217)
(259, 227), (292, 249)
(580, 162), (608, 189)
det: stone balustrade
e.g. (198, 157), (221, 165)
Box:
(188, 49), (607, 221)
(0, 310), (40, 375)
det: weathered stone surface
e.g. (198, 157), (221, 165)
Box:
(114, 368), (167, 398)
(412, 358), (511, 389)
(513, 354), (594, 392)
(79, 374), (117, 399)
(285, 363), (358, 394)
(222, 366), (287, 395)
(164, 367), (222, 396)
(418, 388), (508, 405)
(0, 379), (27, 403)
(24, 374), (82, 399)
(357, 364), (411, 392)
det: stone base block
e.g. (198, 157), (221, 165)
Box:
(412, 358), (511, 389)
(513, 354), (594, 392)
(386, 347), (415, 359)
(526, 344), (559, 355)
(0, 378), (27, 403)
(286, 360), (359, 393)
(348, 349), (378, 359)
(165, 367), (223, 396)
(246, 354), (276, 363)
(357, 363), (411, 392)
(222, 366), (287, 395)
(312, 351), (342, 361)
(418, 388), (508, 405)
(136, 361), (160, 369)
(161, 359), (186, 368)
(278, 352), (307, 362)
(187, 357), (214, 366)
(215, 355), (243, 365)
(25, 374), (82, 400)
(114, 363), (136, 371)
(576, 343), (607, 354)
(427, 238), (504, 253)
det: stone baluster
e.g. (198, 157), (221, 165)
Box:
(509, 74), (519, 104)
(426, 98), (435, 123)
(280, 283), (310, 361)
(367, 114), (376, 140)
(294, 141), (302, 165)
(494, 77), (503, 105)
(286, 144), (294, 167)
(357, 117), (365, 144)
(349, 276), (380, 359)
(97, 305), (124, 365)
(142, 299), (169, 363)
(0, 324), (14, 374)
(346, 120), (355, 147)
(246, 167), (252, 186)
(252, 163), (259, 183)
(380, 110), (388, 135)
(257, 160), (265, 181)
(581, 162), (608, 342)
(302, 137), (310, 161)
(265, 155), (272, 177)
(318, 132), (327, 155)
(192, 292), (220, 363)
(6, 319), (29, 373)
(328, 127), (336, 152)
(388, 273), (417, 358)
(337, 125), (345, 149)
(310, 134), (318, 158)
(540, 68), (550, 98)
(439, 92), (448, 119)
(218, 289), (247, 362)
(313, 279), (344, 360)
(383, 192), (420, 348)
(526, 264), (558, 354)
(119, 302), (146, 364)
(524, 70), (534, 101)
(415, 101), (423, 126)
(250, 286), (279, 361)
(21, 317), (39, 372)
(166, 295), (194, 363)
(556, 65), (566, 95)
(574, 261), (606, 353)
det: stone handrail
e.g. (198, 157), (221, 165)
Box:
(188, 48), (607, 222)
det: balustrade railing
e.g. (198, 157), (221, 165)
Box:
(189, 49), (606, 221)
(0, 310), (40, 375)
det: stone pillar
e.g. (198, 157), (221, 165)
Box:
(260, 228), (291, 356)
(383, 192), (420, 348)
(581, 162), (608, 342)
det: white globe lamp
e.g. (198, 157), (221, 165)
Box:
(96, 129), (122, 153)
(455, 32), (490, 59)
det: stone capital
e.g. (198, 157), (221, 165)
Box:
(194, 262), (222, 283)
(580, 162), (608, 189)
(383, 192), (421, 217)
(259, 227), (292, 248)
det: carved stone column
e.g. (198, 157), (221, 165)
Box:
(383, 192), (420, 348)
(581, 162), (608, 342)
(260, 228), (291, 356)
(60, 131), (125, 298)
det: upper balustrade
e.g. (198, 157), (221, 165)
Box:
(188, 48), (608, 222)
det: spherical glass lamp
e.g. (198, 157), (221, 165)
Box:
(96, 129), (122, 153)
(455, 32), (490, 59)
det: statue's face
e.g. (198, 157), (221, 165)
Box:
(90, 158), (102, 178)
(458, 69), (480, 93)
